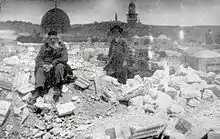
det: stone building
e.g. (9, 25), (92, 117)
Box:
(127, 0), (138, 26)
(41, 3), (71, 34)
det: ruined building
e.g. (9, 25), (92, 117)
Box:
(127, 0), (138, 26)
(41, 2), (71, 34)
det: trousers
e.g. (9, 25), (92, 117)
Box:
(35, 63), (65, 89)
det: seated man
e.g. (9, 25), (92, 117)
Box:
(29, 30), (72, 104)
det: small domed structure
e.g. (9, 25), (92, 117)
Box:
(41, 6), (71, 34)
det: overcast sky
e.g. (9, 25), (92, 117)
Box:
(0, 0), (219, 26)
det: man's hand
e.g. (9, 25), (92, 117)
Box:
(43, 64), (53, 72)
(122, 61), (127, 67)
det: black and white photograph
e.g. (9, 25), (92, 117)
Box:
(0, 0), (220, 138)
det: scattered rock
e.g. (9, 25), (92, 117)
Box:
(180, 87), (201, 99)
(22, 93), (32, 102)
(208, 131), (220, 139)
(143, 104), (155, 113)
(142, 95), (154, 105)
(184, 73), (202, 83)
(169, 103), (184, 115)
(0, 101), (11, 125)
(175, 118), (193, 134)
(55, 118), (62, 123)
(36, 97), (45, 103)
(203, 89), (217, 101)
(76, 124), (92, 131)
(165, 87), (178, 99)
(34, 102), (53, 110)
(52, 127), (61, 136)
(56, 102), (76, 117)
(155, 91), (174, 112)
(176, 97), (187, 108)
(129, 96), (143, 107)
(205, 84), (220, 98)
(72, 96), (79, 101)
(34, 131), (45, 138)
(188, 99), (200, 107)
(164, 130), (186, 139)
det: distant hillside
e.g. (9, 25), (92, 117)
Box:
(1, 20), (220, 43)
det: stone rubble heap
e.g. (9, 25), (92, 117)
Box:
(0, 46), (220, 139)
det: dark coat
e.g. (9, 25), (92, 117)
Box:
(35, 41), (72, 76)
(104, 37), (131, 74)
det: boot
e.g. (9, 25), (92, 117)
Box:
(28, 87), (42, 105)
(53, 86), (62, 102)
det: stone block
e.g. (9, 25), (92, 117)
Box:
(74, 76), (91, 89)
(144, 104), (155, 114)
(188, 99), (200, 107)
(0, 101), (11, 125)
(129, 96), (143, 107)
(205, 84), (220, 98)
(208, 132), (220, 139)
(129, 123), (167, 138)
(56, 102), (76, 117)
(175, 118), (192, 134)
(16, 83), (35, 95)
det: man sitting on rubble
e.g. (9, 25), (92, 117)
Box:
(104, 25), (132, 84)
(28, 30), (73, 104)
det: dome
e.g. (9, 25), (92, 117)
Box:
(129, 2), (135, 8)
(192, 50), (220, 58)
(41, 7), (71, 33)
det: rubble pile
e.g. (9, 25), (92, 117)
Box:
(0, 45), (220, 139)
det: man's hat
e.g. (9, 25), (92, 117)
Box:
(110, 25), (123, 34)
(48, 30), (58, 36)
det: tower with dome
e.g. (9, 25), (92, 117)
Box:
(127, 0), (138, 26)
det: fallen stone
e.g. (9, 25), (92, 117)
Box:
(121, 84), (147, 101)
(169, 103), (184, 115)
(142, 95), (154, 105)
(34, 119), (46, 130)
(16, 83), (35, 95)
(22, 92), (32, 102)
(13, 107), (21, 117)
(52, 127), (61, 136)
(191, 81), (207, 91)
(188, 99), (200, 107)
(203, 89), (217, 101)
(76, 124), (92, 131)
(74, 76), (91, 89)
(36, 97), (45, 103)
(164, 130), (186, 139)
(56, 102), (76, 117)
(143, 104), (155, 113)
(129, 123), (167, 139)
(71, 96), (79, 101)
(34, 102), (53, 110)
(176, 97), (187, 108)
(185, 126), (208, 139)
(175, 118), (193, 134)
(34, 131), (45, 138)
(208, 131), (220, 139)
(55, 118), (62, 123)
(62, 85), (69, 93)
(0, 101), (11, 125)
(184, 73), (202, 83)
(180, 87), (201, 99)
(21, 107), (30, 124)
(165, 87), (179, 99)
(207, 72), (216, 84)
(129, 96), (143, 107)
(205, 84), (220, 98)
(5, 92), (13, 100)
(0, 80), (12, 91)
(155, 91), (174, 112)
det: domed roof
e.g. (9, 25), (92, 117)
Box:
(191, 50), (220, 58)
(41, 7), (71, 33)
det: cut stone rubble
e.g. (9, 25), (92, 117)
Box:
(56, 102), (76, 117)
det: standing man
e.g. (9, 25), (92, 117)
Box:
(104, 25), (131, 84)
(29, 30), (71, 104)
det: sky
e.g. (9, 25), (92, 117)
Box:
(0, 0), (219, 26)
